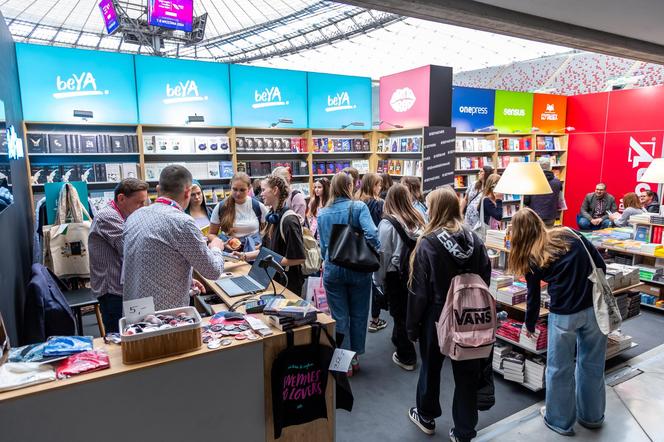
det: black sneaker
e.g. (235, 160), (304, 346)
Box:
(409, 407), (435, 435)
(449, 428), (461, 441)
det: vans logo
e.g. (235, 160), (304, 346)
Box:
(540, 103), (558, 121)
(163, 80), (207, 105)
(454, 307), (492, 326)
(7, 126), (25, 160)
(503, 108), (525, 117)
(325, 91), (355, 113)
(252, 86), (288, 109)
(53, 72), (108, 100)
(389, 87), (416, 113)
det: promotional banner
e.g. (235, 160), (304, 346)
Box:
(307, 73), (372, 130)
(532, 93), (567, 132)
(230, 65), (307, 128)
(493, 90), (533, 133)
(379, 66), (431, 130)
(135, 56), (231, 126)
(451, 86), (495, 132)
(606, 86), (664, 133)
(98, 0), (119, 35)
(16, 44), (138, 124)
(422, 126), (456, 194)
(148, 0), (193, 32)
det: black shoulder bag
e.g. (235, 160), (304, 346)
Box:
(328, 203), (380, 272)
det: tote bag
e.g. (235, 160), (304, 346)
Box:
(43, 183), (91, 278)
(568, 228), (622, 334)
(473, 198), (500, 241)
(328, 204), (379, 272)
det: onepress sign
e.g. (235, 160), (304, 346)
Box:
(16, 44), (138, 124)
(231, 65), (307, 128)
(308, 72), (371, 129)
(135, 56), (230, 126)
(451, 87), (495, 132)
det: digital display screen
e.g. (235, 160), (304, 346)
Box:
(98, 0), (119, 35)
(148, 0), (194, 32)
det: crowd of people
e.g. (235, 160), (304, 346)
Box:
(576, 183), (659, 230)
(88, 163), (612, 441)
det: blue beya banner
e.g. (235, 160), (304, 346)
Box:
(307, 72), (372, 130)
(451, 86), (496, 132)
(230, 65), (307, 128)
(15, 44), (138, 124)
(135, 55), (231, 126)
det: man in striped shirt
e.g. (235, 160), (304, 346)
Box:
(123, 165), (225, 310)
(89, 178), (149, 333)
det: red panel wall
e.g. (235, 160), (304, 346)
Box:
(565, 85), (664, 227)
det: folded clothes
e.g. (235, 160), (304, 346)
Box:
(0, 362), (56, 392)
(44, 336), (94, 357)
(56, 350), (110, 379)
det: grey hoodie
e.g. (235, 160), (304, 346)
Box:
(407, 226), (492, 340)
(373, 217), (422, 289)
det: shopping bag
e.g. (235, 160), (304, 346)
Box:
(305, 276), (329, 314)
(43, 183), (91, 278)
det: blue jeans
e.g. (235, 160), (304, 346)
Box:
(577, 215), (611, 230)
(98, 293), (123, 334)
(545, 307), (607, 435)
(323, 262), (372, 354)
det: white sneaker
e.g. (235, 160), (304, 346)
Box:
(392, 352), (416, 371)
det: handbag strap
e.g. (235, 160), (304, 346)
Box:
(347, 202), (354, 225)
(565, 227), (599, 272)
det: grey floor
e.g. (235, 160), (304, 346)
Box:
(81, 308), (664, 441)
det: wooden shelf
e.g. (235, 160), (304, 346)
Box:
(497, 300), (549, 317)
(497, 150), (533, 155)
(376, 151), (423, 155)
(640, 302), (664, 312)
(612, 283), (646, 295)
(312, 152), (370, 155)
(534, 149), (567, 153)
(236, 152), (307, 156)
(144, 152), (231, 156)
(453, 150), (496, 155)
(32, 181), (121, 187)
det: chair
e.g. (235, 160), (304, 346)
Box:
(62, 288), (106, 337)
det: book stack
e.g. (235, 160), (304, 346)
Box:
(28, 132), (139, 154)
(535, 136), (562, 150)
(496, 320), (523, 343)
(455, 138), (495, 152)
(524, 356), (546, 390)
(313, 160), (351, 175)
(496, 284), (527, 305)
(518, 323), (548, 352)
(502, 352), (526, 383)
(492, 342), (512, 372)
(376, 159), (423, 177)
(30, 163), (139, 184)
(236, 136), (306, 153)
(614, 293), (629, 319)
(264, 298), (318, 331)
(626, 292), (641, 318)
(630, 213), (652, 225)
(499, 138), (531, 151)
(489, 270), (514, 298)
(144, 161), (233, 181)
(312, 137), (370, 153)
(485, 229), (507, 250)
(143, 135), (231, 154)
(606, 330), (633, 358)
(455, 156), (493, 170)
(497, 155), (530, 168)
(377, 136), (423, 153)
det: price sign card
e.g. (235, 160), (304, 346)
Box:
(123, 297), (155, 324)
(329, 348), (356, 373)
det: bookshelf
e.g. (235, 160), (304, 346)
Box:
(375, 128), (424, 181)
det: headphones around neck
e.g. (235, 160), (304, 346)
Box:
(266, 206), (286, 225)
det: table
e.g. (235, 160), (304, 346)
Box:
(0, 260), (336, 442)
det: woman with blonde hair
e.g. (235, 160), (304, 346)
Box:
(478, 173), (503, 229)
(508, 208), (607, 436)
(610, 192), (645, 227)
(374, 184), (425, 369)
(317, 172), (380, 375)
(208, 173), (267, 251)
(407, 186), (491, 441)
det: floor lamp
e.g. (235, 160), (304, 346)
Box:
(494, 162), (553, 211)
(640, 158), (664, 215)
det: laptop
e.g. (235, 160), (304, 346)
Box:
(215, 247), (284, 297)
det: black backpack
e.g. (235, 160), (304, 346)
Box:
(384, 216), (418, 283)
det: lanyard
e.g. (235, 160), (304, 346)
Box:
(155, 197), (183, 212)
(109, 200), (125, 220)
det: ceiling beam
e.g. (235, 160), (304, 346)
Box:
(338, 0), (664, 64)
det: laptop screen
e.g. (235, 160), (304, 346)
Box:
(247, 247), (284, 288)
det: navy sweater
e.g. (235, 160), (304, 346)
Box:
(524, 232), (606, 332)
(482, 198), (503, 224)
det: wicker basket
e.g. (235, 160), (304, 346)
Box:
(120, 307), (202, 365)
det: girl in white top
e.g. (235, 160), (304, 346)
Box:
(208, 173), (268, 251)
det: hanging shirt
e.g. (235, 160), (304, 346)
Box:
(89, 203), (125, 298)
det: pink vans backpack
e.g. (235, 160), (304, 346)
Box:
(436, 273), (496, 360)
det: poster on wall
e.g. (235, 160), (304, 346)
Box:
(422, 126), (456, 194)
(230, 65), (307, 128)
(532, 93), (567, 133)
(98, 0), (119, 35)
(135, 56), (231, 126)
(15, 44), (138, 124)
(493, 90), (533, 133)
(307, 73), (372, 130)
(451, 86), (495, 132)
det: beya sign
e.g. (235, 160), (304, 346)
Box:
(163, 80), (207, 105)
(54, 72), (109, 100)
(7, 126), (25, 160)
(253, 86), (288, 109)
(326, 91), (355, 112)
